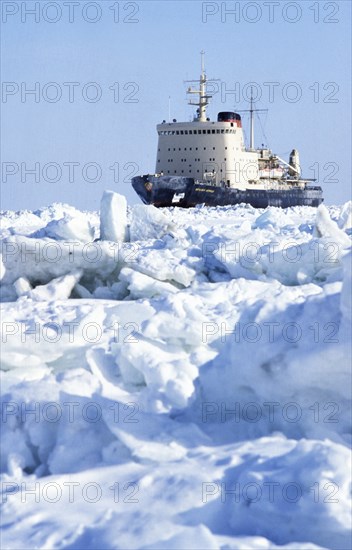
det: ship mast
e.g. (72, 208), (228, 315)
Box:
(239, 87), (268, 151)
(250, 90), (254, 150)
(186, 51), (212, 122)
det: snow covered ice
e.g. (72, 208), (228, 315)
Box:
(0, 193), (351, 549)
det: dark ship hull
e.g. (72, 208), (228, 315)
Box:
(132, 175), (324, 209)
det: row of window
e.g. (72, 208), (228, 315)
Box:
(162, 169), (228, 175)
(170, 146), (217, 152)
(163, 146), (224, 152)
(159, 147), (242, 153)
(158, 128), (237, 136)
(161, 157), (218, 163)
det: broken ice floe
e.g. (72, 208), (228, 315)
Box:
(1, 195), (351, 303)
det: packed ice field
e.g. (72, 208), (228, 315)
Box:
(0, 192), (351, 549)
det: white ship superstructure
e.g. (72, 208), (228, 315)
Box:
(156, 118), (259, 188)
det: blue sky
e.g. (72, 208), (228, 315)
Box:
(1, 0), (351, 210)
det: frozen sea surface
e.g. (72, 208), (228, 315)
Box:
(0, 197), (351, 549)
